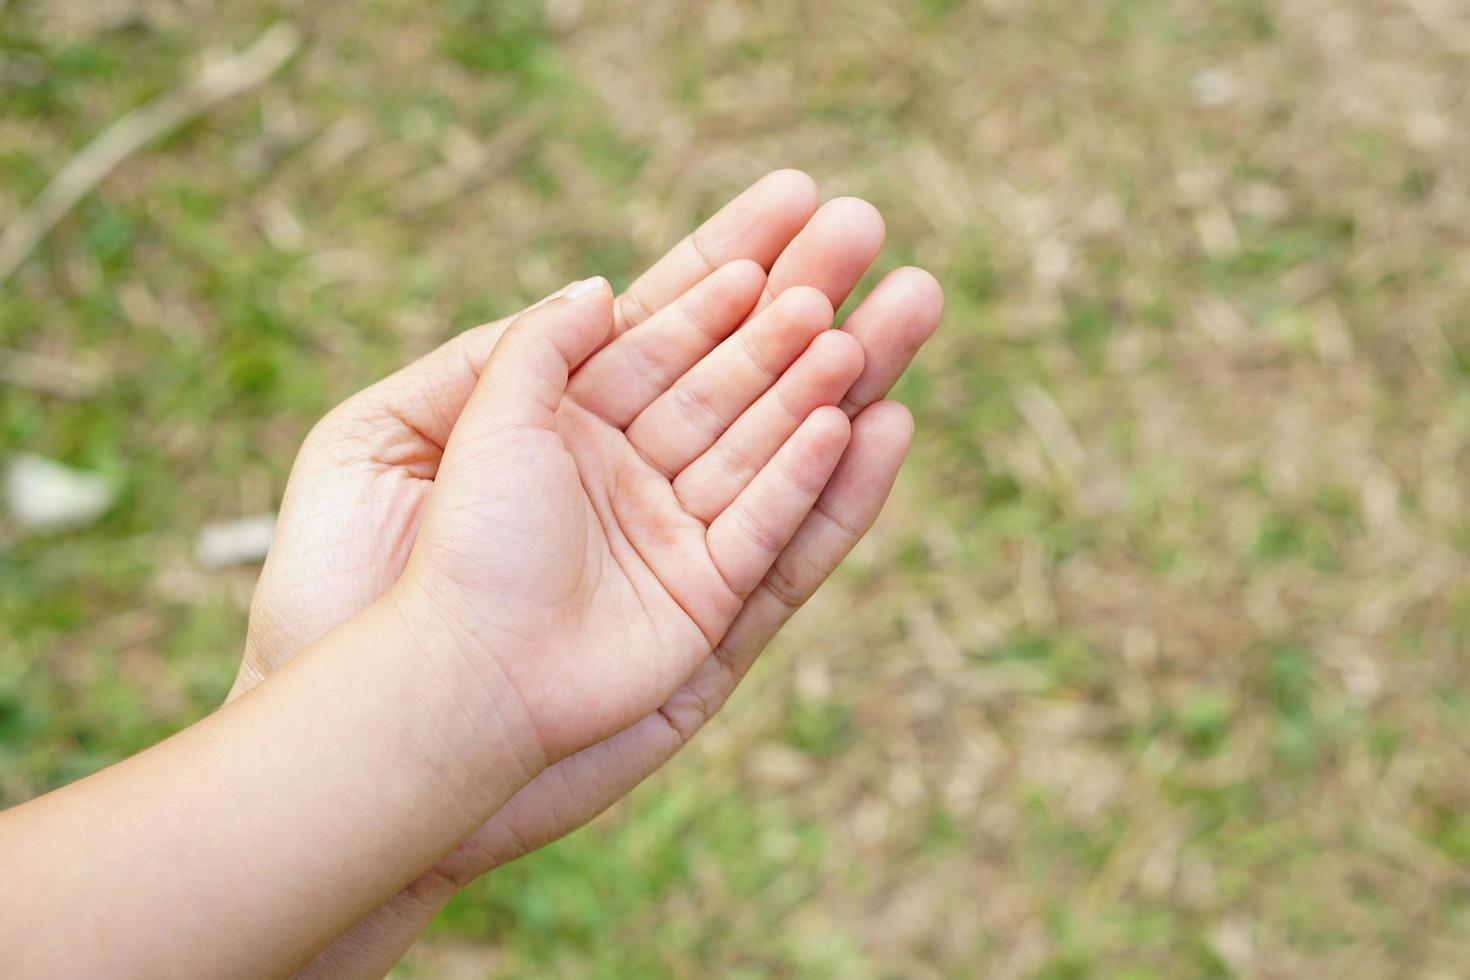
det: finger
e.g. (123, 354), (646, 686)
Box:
(325, 172), (826, 448)
(457, 278), (613, 437)
(614, 169), (819, 336)
(706, 406), (850, 599)
(323, 194), (894, 454)
(666, 400), (914, 734)
(836, 266), (945, 415)
(568, 260), (765, 427)
(457, 402), (915, 872)
(626, 287), (834, 477)
(755, 196), (887, 314)
(674, 330), (864, 522)
(322, 314), (509, 452)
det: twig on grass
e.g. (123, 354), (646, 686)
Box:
(0, 348), (105, 399)
(0, 23), (302, 286)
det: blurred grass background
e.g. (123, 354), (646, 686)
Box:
(4, 0), (1470, 976)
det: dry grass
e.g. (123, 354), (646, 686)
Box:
(4, 0), (1470, 976)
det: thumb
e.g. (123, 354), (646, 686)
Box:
(459, 277), (613, 436)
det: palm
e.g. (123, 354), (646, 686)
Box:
(235, 422), (441, 695)
(406, 280), (851, 759)
(232, 177), (942, 977)
(414, 402), (717, 750)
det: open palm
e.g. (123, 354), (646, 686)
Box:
(230, 172), (943, 978)
(408, 277), (852, 759)
(235, 172), (869, 696)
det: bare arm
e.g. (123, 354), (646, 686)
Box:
(0, 590), (536, 980)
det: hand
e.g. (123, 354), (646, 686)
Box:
(235, 171), (942, 977)
(400, 274), (856, 762)
(238, 171), (926, 692)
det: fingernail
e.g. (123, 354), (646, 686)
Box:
(563, 276), (608, 299)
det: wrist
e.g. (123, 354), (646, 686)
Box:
(374, 575), (549, 794)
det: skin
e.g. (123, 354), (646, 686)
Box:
(408, 277), (856, 763)
(0, 501), (555, 978)
(0, 268), (922, 979)
(236, 171), (944, 977)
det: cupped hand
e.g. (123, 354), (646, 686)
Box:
(235, 171), (819, 694)
(400, 275), (853, 760)
(237, 172), (936, 702)
(232, 171), (942, 978)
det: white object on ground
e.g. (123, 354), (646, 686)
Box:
(195, 513), (277, 568)
(4, 453), (116, 532)
(0, 23), (301, 285)
(1191, 67), (1240, 109)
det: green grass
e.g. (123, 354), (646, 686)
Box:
(5, 0), (1470, 975)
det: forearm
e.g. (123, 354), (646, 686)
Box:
(0, 589), (538, 980)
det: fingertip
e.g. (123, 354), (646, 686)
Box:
(806, 403), (854, 448)
(886, 264), (940, 288)
(718, 257), (769, 292)
(774, 284), (837, 326)
(517, 275), (614, 364)
(568, 276), (616, 338)
(835, 265), (943, 415)
(854, 399), (915, 449)
(815, 197), (887, 256)
(565, 275), (611, 299)
(758, 168), (820, 217)
(809, 328), (867, 379)
(529, 275), (612, 326)
(885, 266), (946, 329)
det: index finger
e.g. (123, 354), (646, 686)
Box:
(613, 169), (820, 336)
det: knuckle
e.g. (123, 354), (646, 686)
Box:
(762, 560), (810, 611)
(732, 506), (786, 556)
